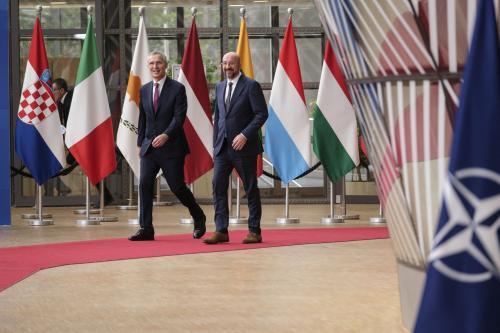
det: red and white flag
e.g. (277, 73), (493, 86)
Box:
(65, 15), (116, 185)
(177, 17), (213, 184)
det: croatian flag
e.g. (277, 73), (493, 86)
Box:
(414, 0), (500, 332)
(15, 17), (66, 185)
(264, 17), (312, 184)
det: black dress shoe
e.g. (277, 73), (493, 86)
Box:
(193, 215), (206, 239)
(128, 229), (155, 241)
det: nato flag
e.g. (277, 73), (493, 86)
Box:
(414, 0), (500, 332)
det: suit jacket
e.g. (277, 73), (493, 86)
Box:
(137, 77), (189, 158)
(213, 74), (268, 156)
(58, 89), (73, 127)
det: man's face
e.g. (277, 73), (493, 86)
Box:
(222, 53), (240, 80)
(52, 83), (63, 102)
(148, 54), (167, 81)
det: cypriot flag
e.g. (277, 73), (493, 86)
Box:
(116, 14), (151, 177)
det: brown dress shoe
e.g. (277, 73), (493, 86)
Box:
(242, 232), (262, 244)
(203, 232), (229, 244)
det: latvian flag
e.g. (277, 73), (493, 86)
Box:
(177, 17), (214, 184)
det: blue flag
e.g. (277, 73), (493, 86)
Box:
(413, 0), (500, 332)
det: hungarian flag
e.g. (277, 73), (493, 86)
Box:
(177, 17), (213, 184)
(312, 41), (359, 183)
(264, 17), (312, 184)
(236, 15), (263, 177)
(15, 17), (66, 185)
(116, 14), (151, 178)
(65, 15), (116, 185)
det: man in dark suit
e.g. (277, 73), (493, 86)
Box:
(52, 78), (73, 127)
(129, 51), (206, 241)
(204, 52), (268, 245)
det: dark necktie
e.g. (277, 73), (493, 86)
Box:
(225, 81), (233, 111)
(153, 82), (159, 113)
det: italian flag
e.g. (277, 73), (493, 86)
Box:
(313, 41), (359, 183)
(65, 15), (117, 185)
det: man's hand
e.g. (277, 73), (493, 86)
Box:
(152, 133), (169, 148)
(232, 133), (247, 151)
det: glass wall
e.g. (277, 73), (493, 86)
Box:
(11, 0), (377, 205)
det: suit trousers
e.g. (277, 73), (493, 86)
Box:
(139, 149), (204, 230)
(213, 140), (262, 234)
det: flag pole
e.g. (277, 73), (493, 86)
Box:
(178, 6), (198, 226)
(20, 5), (53, 222)
(276, 183), (300, 224)
(116, 168), (138, 210)
(180, 183), (195, 224)
(92, 179), (118, 222)
(27, 7), (54, 226)
(153, 176), (173, 206)
(21, 183), (52, 219)
(28, 184), (54, 226)
(331, 176), (359, 222)
(229, 7), (249, 225)
(229, 177), (247, 224)
(129, 177), (140, 225)
(76, 176), (100, 225)
(321, 180), (344, 224)
(369, 203), (386, 224)
(73, 174), (100, 215)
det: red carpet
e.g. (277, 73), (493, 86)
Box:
(0, 227), (388, 292)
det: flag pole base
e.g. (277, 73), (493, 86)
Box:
(22, 213), (52, 219)
(229, 217), (247, 224)
(92, 216), (119, 222)
(370, 216), (386, 224)
(75, 219), (101, 226)
(153, 201), (174, 206)
(128, 218), (139, 225)
(321, 217), (345, 224)
(276, 217), (300, 224)
(28, 219), (54, 226)
(333, 214), (360, 222)
(73, 208), (100, 215)
(116, 205), (138, 210)
(180, 218), (193, 224)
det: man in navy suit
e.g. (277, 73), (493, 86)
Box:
(204, 52), (268, 244)
(129, 51), (206, 241)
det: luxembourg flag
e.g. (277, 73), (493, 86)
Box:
(65, 15), (116, 185)
(15, 17), (66, 185)
(177, 17), (213, 184)
(264, 17), (312, 184)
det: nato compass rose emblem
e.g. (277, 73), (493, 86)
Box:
(428, 168), (500, 283)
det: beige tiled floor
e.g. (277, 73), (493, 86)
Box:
(0, 204), (407, 333)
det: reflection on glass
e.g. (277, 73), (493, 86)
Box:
(279, 37), (322, 83)
(228, 3), (271, 27)
(278, 2), (321, 27)
(227, 38), (272, 83)
(19, 1), (93, 29)
(20, 39), (82, 86)
(130, 1), (219, 28)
